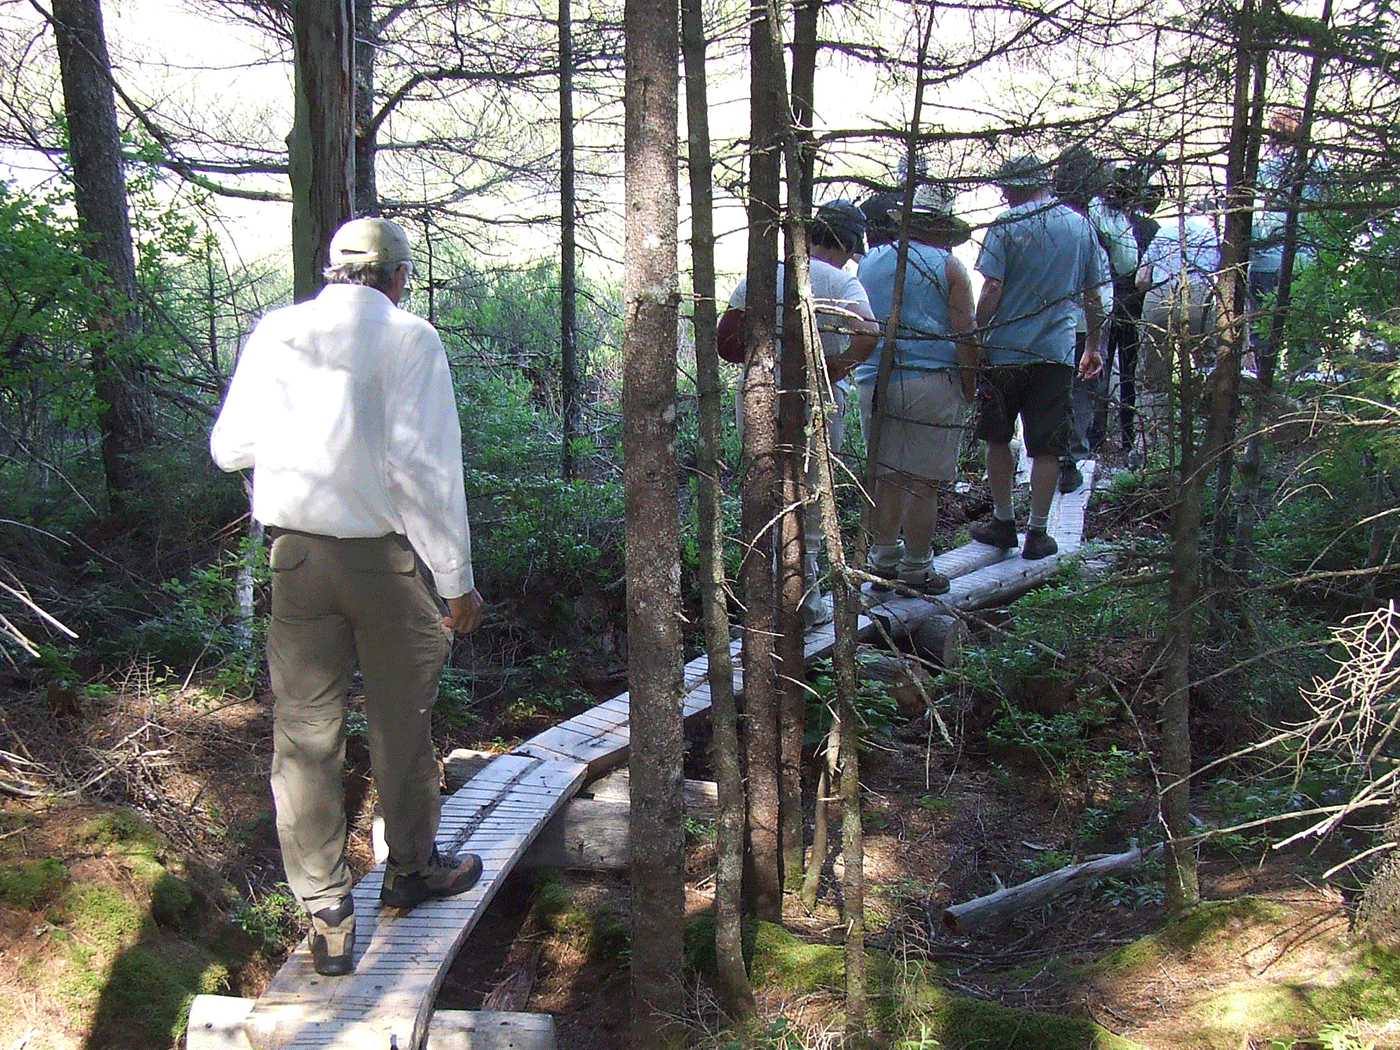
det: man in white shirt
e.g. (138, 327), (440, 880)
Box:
(210, 217), (484, 977)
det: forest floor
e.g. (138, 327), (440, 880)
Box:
(0, 459), (1394, 1049)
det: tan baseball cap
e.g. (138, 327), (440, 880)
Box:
(328, 217), (412, 266)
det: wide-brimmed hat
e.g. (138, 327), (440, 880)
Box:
(895, 184), (971, 246)
(992, 153), (1051, 189)
(329, 217), (413, 267)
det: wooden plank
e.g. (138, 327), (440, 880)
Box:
(190, 996), (557, 1050)
(241, 756), (586, 1050)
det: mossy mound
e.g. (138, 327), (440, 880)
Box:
(686, 915), (1144, 1049)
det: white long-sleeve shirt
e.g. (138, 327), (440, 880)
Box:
(210, 283), (474, 598)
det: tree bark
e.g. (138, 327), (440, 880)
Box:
(622, 0), (684, 1043)
(559, 0), (582, 480)
(352, 0), (379, 215)
(740, 0), (786, 924)
(51, 0), (155, 524)
(776, 0), (818, 896)
(681, 0), (754, 1016)
(1231, 0), (1332, 580)
(289, 0), (354, 301)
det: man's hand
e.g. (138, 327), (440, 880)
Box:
(1078, 347), (1104, 380)
(444, 589), (484, 633)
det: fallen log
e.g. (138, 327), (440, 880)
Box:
(941, 844), (1160, 934)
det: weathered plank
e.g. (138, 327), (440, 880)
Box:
(188, 996), (558, 1050)
(240, 755), (586, 1050)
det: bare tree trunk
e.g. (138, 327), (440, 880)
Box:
(559, 0), (582, 480)
(352, 0), (378, 215)
(289, 0), (354, 301)
(51, 0), (155, 524)
(1207, 40), (1266, 599)
(1162, 0), (1266, 913)
(740, 0), (786, 924)
(1232, 0), (1332, 578)
(775, 0), (818, 895)
(681, 0), (754, 1016)
(622, 0), (683, 1044)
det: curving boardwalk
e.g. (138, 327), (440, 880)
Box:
(187, 461), (1097, 1050)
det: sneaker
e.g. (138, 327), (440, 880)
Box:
(308, 897), (355, 976)
(900, 569), (951, 596)
(969, 516), (1018, 550)
(380, 847), (483, 910)
(1058, 462), (1084, 494)
(1021, 529), (1058, 560)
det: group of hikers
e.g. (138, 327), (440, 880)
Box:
(205, 115), (1322, 976)
(720, 114), (1321, 630)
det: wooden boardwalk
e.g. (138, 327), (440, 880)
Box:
(187, 462), (1097, 1050)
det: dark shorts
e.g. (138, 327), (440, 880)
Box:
(973, 361), (1073, 458)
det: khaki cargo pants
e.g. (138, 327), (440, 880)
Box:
(266, 530), (450, 912)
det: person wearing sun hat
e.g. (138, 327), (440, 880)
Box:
(969, 153), (1107, 561)
(855, 182), (978, 595)
(210, 215), (485, 977)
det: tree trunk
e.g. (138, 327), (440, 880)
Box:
(1162, 0), (1267, 913)
(740, 0), (786, 925)
(51, 0), (155, 524)
(622, 0), (683, 1044)
(559, 0), (582, 480)
(352, 0), (378, 216)
(681, 0), (754, 1016)
(289, 0), (354, 301)
(1231, 0), (1332, 579)
(776, 0), (817, 895)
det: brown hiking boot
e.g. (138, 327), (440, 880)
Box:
(969, 516), (1018, 550)
(1021, 529), (1059, 560)
(380, 847), (483, 910)
(308, 897), (355, 976)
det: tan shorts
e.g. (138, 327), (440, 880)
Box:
(859, 370), (967, 482)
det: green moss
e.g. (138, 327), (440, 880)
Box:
(0, 857), (68, 908)
(95, 940), (228, 1047)
(149, 872), (196, 927)
(588, 908), (631, 963)
(61, 883), (149, 954)
(682, 908), (757, 977)
(77, 809), (162, 856)
(1097, 897), (1283, 971)
(930, 997), (1144, 1049)
(749, 921), (846, 992)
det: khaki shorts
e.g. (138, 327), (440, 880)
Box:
(859, 369), (967, 483)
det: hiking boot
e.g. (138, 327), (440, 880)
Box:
(867, 564), (898, 593)
(1021, 529), (1058, 560)
(969, 516), (1018, 550)
(801, 594), (834, 632)
(308, 897), (355, 976)
(900, 568), (951, 596)
(380, 847), (483, 910)
(1057, 462), (1084, 494)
